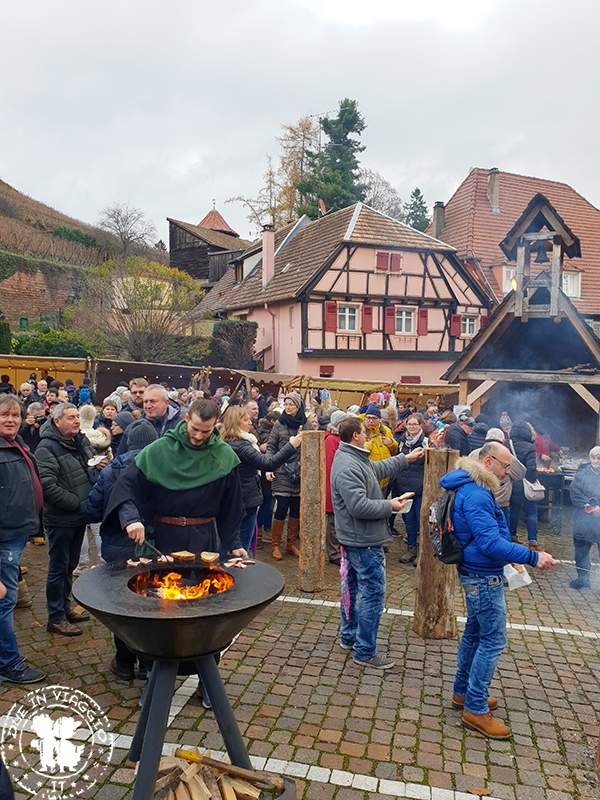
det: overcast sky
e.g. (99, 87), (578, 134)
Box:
(2, 0), (598, 242)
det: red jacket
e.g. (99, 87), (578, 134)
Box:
(325, 432), (341, 513)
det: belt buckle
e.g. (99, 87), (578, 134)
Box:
(180, 517), (187, 526)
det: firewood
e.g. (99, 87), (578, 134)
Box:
(159, 757), (183, 772)
(175, 749), (283, 792)
(182, 762), (201, 783)
(217, 776), (236, 800)
(154, 766), (183, 799)
(200, 551), (220, 565)
(188, 774), (212, 800)
(200, 766), (224, 800)
(174, 782), (193, 800)
(228, 778), (261, 800)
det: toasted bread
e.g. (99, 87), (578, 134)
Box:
(170, 550), (195, 561)
(399, 492), (416, 500)
(200, 551), (220, 565)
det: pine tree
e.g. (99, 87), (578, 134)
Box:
(404, 187), (430, 231)
(296, 99), (366, 218)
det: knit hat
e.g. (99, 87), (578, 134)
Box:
(127, 419), (158, 451)
(364, 403), (381, 418)
(284, 393), (302, 410)
(485, 427), (505, 443)
(330, 410), (349, 428)
(347, 404), (360, 414)
(113, 410), (135, 431)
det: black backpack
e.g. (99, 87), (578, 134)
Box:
(427, 489), (468, 565)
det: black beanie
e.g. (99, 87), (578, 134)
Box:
(127, 419), (158, 451)
(113, 410), (135, 430)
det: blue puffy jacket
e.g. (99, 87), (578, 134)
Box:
(439, 457), (539, 576)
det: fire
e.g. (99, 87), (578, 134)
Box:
(132, 568), (234, 600)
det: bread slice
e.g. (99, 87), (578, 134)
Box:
(200, 551), (220, 565)
(170, 550), (195, 561)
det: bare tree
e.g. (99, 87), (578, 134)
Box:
(361, 169), (405, 221)
(98, 203), (157, 254)
(227, 157), (287, 234)
(277, 115), (320, 219)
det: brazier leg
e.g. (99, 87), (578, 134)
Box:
(128, 663), (158, 762)
(196, 654), (252, 769)
(132, 660), (178, 800)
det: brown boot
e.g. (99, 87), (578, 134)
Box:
(271, 518), (285, 561)
(462, 710), (511, 739)
(16, 580), (32, 609)
(452, 693), (497, 710)
(286, 516), (300, 558)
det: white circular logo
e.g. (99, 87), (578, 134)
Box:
(1, 684), (114, 799)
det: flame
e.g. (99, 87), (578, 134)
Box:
(142, 569), (234, 600)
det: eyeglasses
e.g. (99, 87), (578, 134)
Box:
(491, 455), (511, 470)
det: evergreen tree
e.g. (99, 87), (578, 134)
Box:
(404, 187), (430, 232)
(296, 99), (366, 218)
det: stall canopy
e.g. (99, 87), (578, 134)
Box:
(0, 354), (88, 389)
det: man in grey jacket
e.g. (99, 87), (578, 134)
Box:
(331, 416), (424, 669)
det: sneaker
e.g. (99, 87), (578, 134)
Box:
(0, 663), (46, 684)
(352, 653), (395, 670)
(194, 685), (212, 710)
(569, 578), (591, 590)
(66, 605), (90, 623)
(47, 620), (82, 637)
(110, 658), (134, 681)
(339, 640), (353, 651)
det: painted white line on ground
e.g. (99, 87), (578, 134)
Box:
(277, 595), (600, 639)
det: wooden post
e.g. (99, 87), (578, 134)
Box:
(412, 447), (459, 639)
(298, 430), (326, 592)
(515, 242), (525, 318)
(550, 238), (562, 319)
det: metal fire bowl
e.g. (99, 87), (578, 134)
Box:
(72, 560), (284, 661)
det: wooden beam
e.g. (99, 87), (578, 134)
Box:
(550, 240), (561, 318)
(569, 383), (600, 414)
(515, 244), (525, 318)
(522, 244), (531, 323)
(463, 369), (600, 385)
(522, 231), (559, 240)
(299, 430), (326, 592)
(467, 379), (496, 407)
(459, 380), (468, 405)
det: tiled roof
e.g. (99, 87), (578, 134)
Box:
(197, 208), (238, 235)
(190, 267), (237, 317)
(167, 217), (252, 251)
(431, 168), (600, 313)
(205, 203), (458, 312)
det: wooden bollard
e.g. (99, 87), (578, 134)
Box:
(412, 447), (459, 639)
(298, 430), (326, 592)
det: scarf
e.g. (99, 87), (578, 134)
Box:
(135, 421), (240, 491)
(404, 431), (423, 448)
(10, 439), (44, 512)
(279, 405), (307, 431)
(239, 430), (260, 452)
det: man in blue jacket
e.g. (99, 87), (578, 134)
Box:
(440, 441), (555, 739)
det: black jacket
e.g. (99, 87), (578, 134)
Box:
(445, 422), (471, 456)
(509, 422), (537, 500)
(0, 435), (40, 542)
(19, 422), (42, 453)
(570, 464), (600, 543)
(468, 422), (489, 452)
(228, 437), (296, 511)
(391, 431), (427, 496)
(34, 420), (95, 527)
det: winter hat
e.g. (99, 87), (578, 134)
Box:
(364, 403), (381, 418)
(113, 410), (135, 431)
(284, 393), (302, 410)
(127, 419), (158, 451)
(347, 404), (360, 414)
(485, 427), (505, 443)
(330, 410), (349, 429)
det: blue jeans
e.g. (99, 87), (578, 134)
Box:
(239, 510), (258, 553)
(339, 546), (385, 661)
(509, 496), (538, 541)
(0, 535), (28, 672)
(454, 574), (507, 715)
(402, 496), (422, 547)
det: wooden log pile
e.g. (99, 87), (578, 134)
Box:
(154, 750), (285, 800)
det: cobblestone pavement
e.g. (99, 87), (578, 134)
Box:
(3, 517), (600, 800)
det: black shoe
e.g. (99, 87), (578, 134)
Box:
(110, 658), (134, 681)
(47, 620), (82, 637)
(570, 578), (591, 591)
(0, 664), (46, 684)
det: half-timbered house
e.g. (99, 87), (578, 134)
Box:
(190, 203), (491, 382)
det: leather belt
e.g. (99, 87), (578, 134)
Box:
(154, 515), (215, 527)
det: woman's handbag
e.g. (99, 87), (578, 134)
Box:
(523, 478), (545, 502)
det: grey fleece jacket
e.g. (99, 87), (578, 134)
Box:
(330, 442), (408, 548)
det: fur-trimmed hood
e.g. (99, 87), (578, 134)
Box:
(440, 456), (499, 494)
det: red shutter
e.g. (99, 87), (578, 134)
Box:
(480, 310), (489, 328)
(362, 304), (373, 333)
(450, 313), (462, 337)
(325, 301), (337, 332)
(384, 306), (396, 334)
(376, 251), (389, 270)
(390, 253), (402, 272)
(417, 308), (429, 336)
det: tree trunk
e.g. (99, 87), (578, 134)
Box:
(412, 447), (459, 639)
(298, 430), (326, 592)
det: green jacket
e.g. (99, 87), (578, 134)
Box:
(34, 420), (95, 527)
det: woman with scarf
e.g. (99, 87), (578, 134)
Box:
(391, 413), (427, 564)
(569, 446), (600, 590)
(220, 406), (302, 553)
(266, 393), (306, 560)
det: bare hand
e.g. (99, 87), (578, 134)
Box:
(406, 447), (425, 462)
(265, 472), (274, 481)
(95, 457), (109, 470)
(0, 580), (6, 600)
(126, 522), (145, 544)
(289, 432), (303, 448)
(390, 497), (408, 512)
(536, 551), (556, 570)
(259, 443), (267, 453)
(382, 436), (393, 447)
(231, 548), (248, 559)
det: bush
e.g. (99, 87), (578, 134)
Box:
(53, 226), (98, 248)
(13, 329), (92, 358)
(0, 320), (11, 353)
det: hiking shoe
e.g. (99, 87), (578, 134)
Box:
(462, 710), (511, 739)
(352, 653), (395, 670)
(47, 620), (82, 637)
(20, 565), (29, 576)
(0, 663), (46, 684)
(399, 545), (418, 564)
(452, 693), (498, 710)
(66, 605), (90, 623)
(339, 640), (353, 651)
(570, 578), (591, 590)
(16, 580), (32, 608)
(31, 536), (46, 546)
(110, 658), (134, 681)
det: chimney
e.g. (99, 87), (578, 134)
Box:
(261, 223), (275, 289)
(432, 201), (445, 239)
(487, 167), (500, 213)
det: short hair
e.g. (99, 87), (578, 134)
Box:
(189, 398), (219, 422)
(426, 398), (438, 407)
(244, 399), (259, 409)
(406, 413), (424, 425)
(102, 397), (119, 409)
(51, 402), (78, 420)
(27, 402), (45, 415)
(129, 377), (148, 389)
(0, 394), (21, 413)
(19, 382), (31, 392)
(144, 384), (169, 400)
(479, 441), (502, 461)
(589, 446), (600, 459)
(339, 416), (363, 443)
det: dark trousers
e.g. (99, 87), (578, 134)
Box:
(273, 495), (300, 521)
(46, 524), (86, 623)
(574, 538), (600, 583)
(257, 488), (273, 531)
(326, 512), (340, 563)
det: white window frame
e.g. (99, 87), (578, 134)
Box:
(562, 271), (581, 299)
(503, 266), (517, 294)
(461, 314), (478, 339)
(394, 305), (416, 336)
(337, 303), (361, 334)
